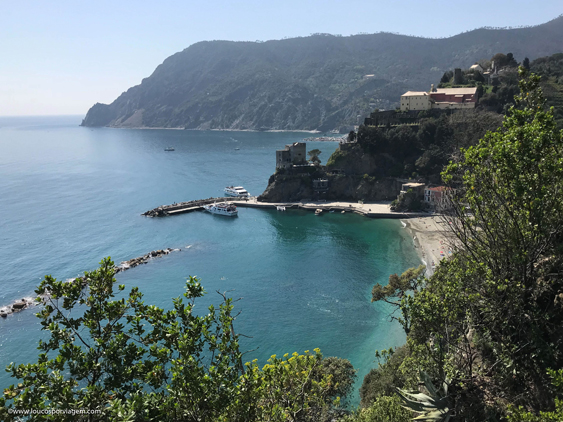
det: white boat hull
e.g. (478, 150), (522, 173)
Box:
(203, 202), (238, 217)
(224, 186), (250, 197)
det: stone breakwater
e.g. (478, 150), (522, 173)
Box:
(114, 248), (178, 272)
(142, 197), (233, 217)
(0, 248), (180, 319)
(302, 136), (345, 142)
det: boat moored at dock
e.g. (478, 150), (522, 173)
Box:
(224, 186), (250, 197)
(203, 202), (238, 217)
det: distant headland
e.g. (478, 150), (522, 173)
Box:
(81, 16), (563, 132)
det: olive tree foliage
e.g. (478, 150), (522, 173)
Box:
(371, 265), (426, 335)
(404, 68), (563, 417)
(442, 68), (563, 385)
(0, 258), (354, 421)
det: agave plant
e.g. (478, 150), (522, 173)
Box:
(396, 371), (452, 421)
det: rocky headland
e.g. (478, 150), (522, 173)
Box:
(258, 140), (407, 203)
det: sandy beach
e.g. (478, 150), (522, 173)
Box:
(402, 215), (455, 276)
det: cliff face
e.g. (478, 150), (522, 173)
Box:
(259, 173), (316, 203)
(258, 171), (402, 203)
(82, 17), (563, 131)
(258, 141), (404, 202)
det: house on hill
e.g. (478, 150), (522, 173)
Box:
(400, 85), (478, 111)
(276, 142), (307, 169)
(483, 60), (500, 85)
(424, 186), (454, 209)
(400, 91), (431, 111)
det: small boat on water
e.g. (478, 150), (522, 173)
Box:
(277, 206), (286, 211)
(315, 209), (323, 216)
(224, 186), (250, 197)
(164, 147), (175, 151)
(203, 202), (238, 217)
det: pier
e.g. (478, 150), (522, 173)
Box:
(142, 197), (233, 217)
(142, 197), (429, 219)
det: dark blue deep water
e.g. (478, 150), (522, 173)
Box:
(0, 116), (420, 404)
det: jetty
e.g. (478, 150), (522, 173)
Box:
(142, 197), (233, 217)
(0, 248), (180, 319)
(142, 197), (429, 219)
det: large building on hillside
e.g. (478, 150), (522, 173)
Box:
(400, 85), (478, 111)
(276, 142), (307, 169)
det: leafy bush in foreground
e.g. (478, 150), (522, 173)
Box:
(0, 259), (355, 421)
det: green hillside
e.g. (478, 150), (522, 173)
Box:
(82, 16), (563, 131)
(531, 53), (563, 126)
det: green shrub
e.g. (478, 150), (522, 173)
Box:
(360, 346), (411, 407)
(340, 396), (411, 422)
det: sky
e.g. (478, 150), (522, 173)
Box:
(1, 0), (562, 116)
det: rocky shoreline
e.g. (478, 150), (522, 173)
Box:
(114, 248), (179, 272)
(0, 248), (180, 319)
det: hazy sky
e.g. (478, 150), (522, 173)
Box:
(1, 0), (562, 116)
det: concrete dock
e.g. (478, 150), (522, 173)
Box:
(142, 197), (429, 219)
(142, 197), (232, 217)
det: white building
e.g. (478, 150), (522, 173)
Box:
(400, 91), (431, 111)
(400, 86), (478, 111)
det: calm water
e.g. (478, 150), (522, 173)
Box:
(0, 116), (419, 403)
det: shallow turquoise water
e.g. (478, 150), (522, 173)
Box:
(0, 116), (420, 404)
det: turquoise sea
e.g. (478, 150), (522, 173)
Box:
(0, 116), (420, 404)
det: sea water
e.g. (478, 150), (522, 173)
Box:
(0, 116), (420, 404)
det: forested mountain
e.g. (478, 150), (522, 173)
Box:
(531, 52), (563, 126)
(82, 16), (563, 131)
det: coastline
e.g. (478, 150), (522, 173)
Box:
(86, 126), (323, 133)
(401, 215), (453, 277)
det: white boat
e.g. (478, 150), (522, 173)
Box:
(164, 147), (175, 151)
(277, 206), (286, 211)
(203, 202), (238, 217)
(315, 209), (323, 215)
(224, 186), (250, 197)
